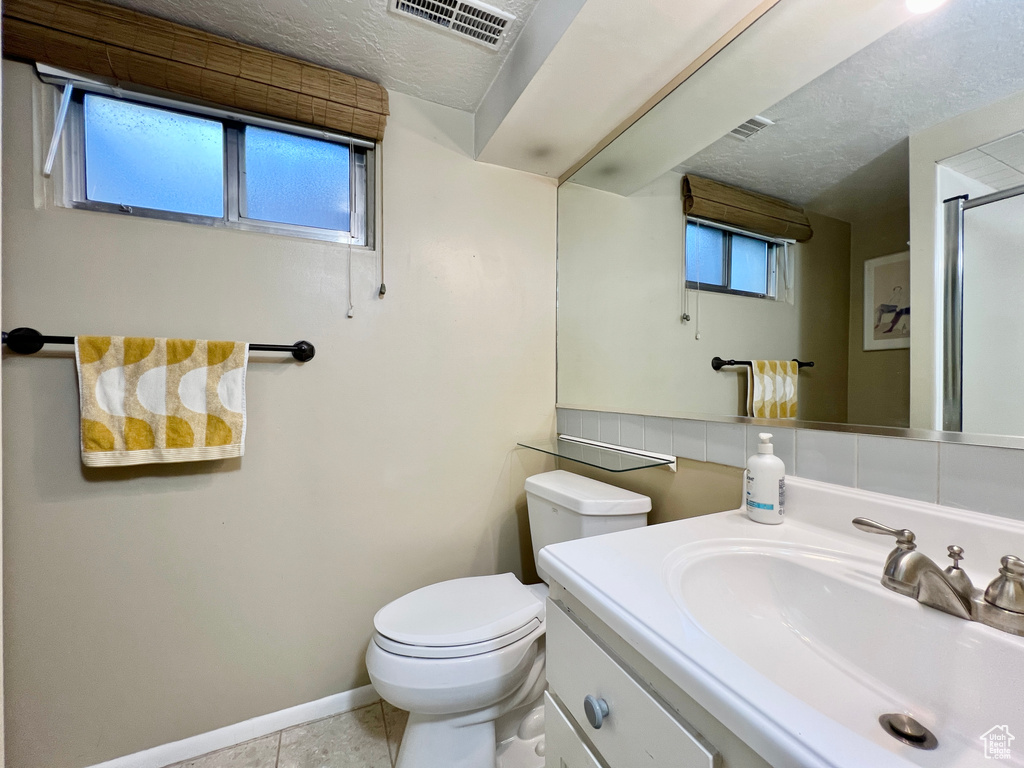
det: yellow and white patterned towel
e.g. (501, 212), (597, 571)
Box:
(747, 360), (798, 419)
(76, 336), (248, 466)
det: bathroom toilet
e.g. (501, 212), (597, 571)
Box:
(366, 470), (651, 768)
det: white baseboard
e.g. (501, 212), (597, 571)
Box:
(88, 685), (381, 768)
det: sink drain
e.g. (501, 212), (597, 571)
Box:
(879, 713), (939, 750)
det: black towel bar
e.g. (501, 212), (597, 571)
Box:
(1, 327), (315, 362)
(712, 356), (813, 372)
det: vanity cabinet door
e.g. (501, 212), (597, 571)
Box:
(547, 603), (717, 767)
(544, 691), (604, 768)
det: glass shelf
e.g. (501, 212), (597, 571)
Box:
(517, 437), (673, 472)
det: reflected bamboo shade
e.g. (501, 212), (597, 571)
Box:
(2, 0), (389, 140)
(682, 174), (813, 242)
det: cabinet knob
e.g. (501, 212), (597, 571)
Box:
(583, 694), (609, 729)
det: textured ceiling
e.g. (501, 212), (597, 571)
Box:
(571, 0), (911, 196)
(677, 0), (1024, 222)
(105, 0), (541, 111)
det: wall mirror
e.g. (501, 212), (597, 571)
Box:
(557, 0), (1024, 441)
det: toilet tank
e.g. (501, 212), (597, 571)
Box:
(526, 470), (651, 584)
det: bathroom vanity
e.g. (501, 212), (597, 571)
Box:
(544, 587), (764, 768)
(540, 477), (1024, 768)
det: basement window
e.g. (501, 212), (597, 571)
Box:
(63, 91), (373, 245)
(685, 220), (778, 298)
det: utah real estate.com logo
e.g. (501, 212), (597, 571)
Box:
(981, 725), (1015, 760)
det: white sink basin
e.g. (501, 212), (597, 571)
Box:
(540, 476), (1024, 768)
(665, 539), (1024, 766)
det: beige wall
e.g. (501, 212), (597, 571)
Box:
(1, 61), (557, 768)
(557, 174), (850, 423)
(793, 211), (851, 424)
(845, 205), (910, 427)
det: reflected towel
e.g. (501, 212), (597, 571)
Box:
(76, 336), (248, 466)
(747, 360), (798, 419)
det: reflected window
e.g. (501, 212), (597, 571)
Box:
(685, 221), (777, 298)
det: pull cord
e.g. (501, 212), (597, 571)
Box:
(693, 220), (703, 340)
(378, 142), (387, 298)
(681, 213), (691, 323)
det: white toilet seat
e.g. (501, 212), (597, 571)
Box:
(373, 573), (544, 651)
(373, 617), (542, 659)
(366, 618), (546, 716)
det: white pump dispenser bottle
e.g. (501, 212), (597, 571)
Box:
(745, 432), (785, 525)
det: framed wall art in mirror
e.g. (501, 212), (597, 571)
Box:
(863, 251), (910, 352)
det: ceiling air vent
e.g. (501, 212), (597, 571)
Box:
(390, 0), (515, 50)
(730, 115), (774, 140)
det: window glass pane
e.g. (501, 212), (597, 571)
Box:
(244, 127), (350, 231)
(84, 94), (224, 217)
(686, 223), (725, 285)
(730, 234), (769, 294)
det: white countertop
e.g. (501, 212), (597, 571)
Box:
(538, 476), (1024, 768)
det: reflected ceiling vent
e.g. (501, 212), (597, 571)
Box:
(730, 115), (774, 140)
(389, 0), (515, 50)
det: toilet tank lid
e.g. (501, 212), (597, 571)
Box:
(525, 470), (651, 515)
(373, 573), (544, 647)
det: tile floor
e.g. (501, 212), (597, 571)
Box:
(163, 701), (408, 768)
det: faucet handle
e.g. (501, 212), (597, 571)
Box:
(985, 555), (1024, 614)
(944, 545), (975, 595)
(852, 518), (917, 550)
(1000, 555), (1024, 576)
(947, 545), (965, 567)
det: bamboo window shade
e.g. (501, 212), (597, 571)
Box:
(682, 174), (813, 242)
(2, 0), (389, 141)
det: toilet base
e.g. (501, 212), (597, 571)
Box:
(378, 620), (548, 768)
(395, 696), (545, 768)
(496, 701), (545, 768)
(397, 712), (497, 768)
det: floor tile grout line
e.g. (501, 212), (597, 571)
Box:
(378, 700), (397, 768)
(274, 728), (283, 768)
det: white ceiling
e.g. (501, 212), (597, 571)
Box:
(676, 0), (1024, 222)
(474, 0), (771, 177)
(106, 0), (778, 178)
(107, 0), (543, 112)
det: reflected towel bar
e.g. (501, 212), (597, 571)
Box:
(1, 327), (315, 362)
(712, 356), (813, 372)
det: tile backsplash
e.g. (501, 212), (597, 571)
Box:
(705, 422), (746, 468)
(556, 408), (1024, 524)
(794, 429), (857, 488)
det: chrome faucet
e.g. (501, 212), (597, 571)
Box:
(853, 517), (1024, 637)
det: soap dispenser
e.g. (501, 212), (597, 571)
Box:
(745, 432), (785, 525)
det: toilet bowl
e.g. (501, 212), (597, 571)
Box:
(366, 471), (651, 768)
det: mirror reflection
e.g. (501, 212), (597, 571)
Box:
(557, 0), (1024, 436)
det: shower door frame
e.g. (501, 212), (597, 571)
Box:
(942, 182), (1024, 431)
